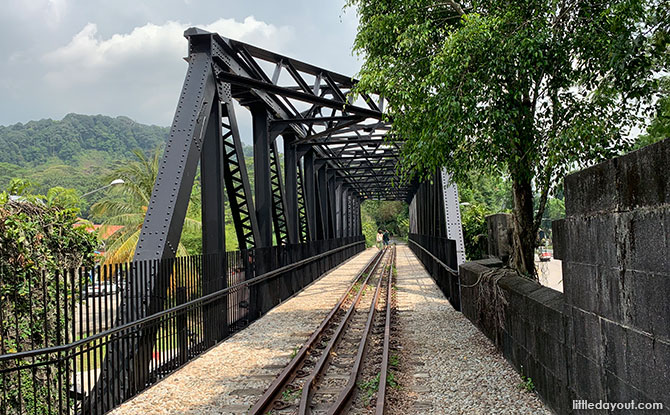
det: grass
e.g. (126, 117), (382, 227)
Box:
(389, 353), (400, 368)
(518, 375), (535, 392)
(386, 371), (399, 389)
(281, 386), (301, 402)
(348, 281), (363, 300)
(358, 370), (401, 407)
(358, 373), (380, 406)
(289, 345), (300, 359)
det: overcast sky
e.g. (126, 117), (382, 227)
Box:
(0, 0), (362, 127)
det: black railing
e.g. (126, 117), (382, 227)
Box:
(408, 233), (460, 311)
(0, 236), (364, 415)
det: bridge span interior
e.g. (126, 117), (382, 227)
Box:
(74, 28), (466, 414)
(135, 27), (422, 264)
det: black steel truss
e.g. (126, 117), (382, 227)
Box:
(219, 90), (259, 249)
(296, 162), (309, 242)
(269, 138), (290, 244)
(90, 29), (419, 409)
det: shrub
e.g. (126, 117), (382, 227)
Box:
(0, 196), (97, 414)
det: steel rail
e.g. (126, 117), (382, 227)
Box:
(376, 245), (396, 415)
(298, 249), (390, 415)
(327, 248), (392, 415)
(248, 248), (385, 415)
(0, 240), (365, 363)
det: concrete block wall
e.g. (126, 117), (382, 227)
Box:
(553, 138), (670, 411)
(459, 138), (670, 414)
(460, 262), (574, 414)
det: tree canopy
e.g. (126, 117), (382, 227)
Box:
(347, 0), (669, 276)
(0, 113), (168, 166)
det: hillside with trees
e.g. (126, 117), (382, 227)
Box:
(0, 114), (170, 215)
(0, 113), (168, 166)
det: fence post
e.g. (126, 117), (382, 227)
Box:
(176, 287), (188, 364)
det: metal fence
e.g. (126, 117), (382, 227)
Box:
(0, 236), (364, 415)
(408, 233), (460, 310)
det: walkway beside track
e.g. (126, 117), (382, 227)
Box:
(112, 245), (550, 415)
(389, 244), (550, 414)
(111, 248), (378, 415)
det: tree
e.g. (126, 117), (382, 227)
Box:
(634, 76), (670, 150)
(0, 186), (97, 414)
(346, 0), (668, 277)
(361, 200), (410, 247)
(460, 202), (491, 260)
(91, 148), (201, 263)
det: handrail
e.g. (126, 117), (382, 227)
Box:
(0, 239), (365, 363)
(407, 238), (458, 274)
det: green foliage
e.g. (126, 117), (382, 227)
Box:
(0, 113), (168, 166)
(519, 375), (535, 392)
(347, 0), (668, 275)
(0, 193), (97, 414)
(634, 77), (670, 150)
(544, 197), (565, 221)
(0, 113), (172, 218)
(0, 113), (257, 254)
(389, 353), (400, 368)
(281, 386), (301, 402)
(358, 373), (380, 406)
(361, 200), (409, 247)
(460, 202), (491, 260)
(362, 217), (378, 248)
(91, 148), (201, 262)
(458, 172), (513, 213)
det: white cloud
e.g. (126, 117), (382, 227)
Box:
(36, 16), (293, 126)
(43, 17), (294, 88)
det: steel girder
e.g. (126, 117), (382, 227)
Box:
(202, 28), (412, 202)
(219, 87), (259, 249)
(96, 27), (431, 408)
(93, 31), (220, 411)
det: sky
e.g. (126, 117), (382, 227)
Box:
(0, 0), (363, 128)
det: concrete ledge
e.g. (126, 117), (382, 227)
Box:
(564, 138), (670, 216)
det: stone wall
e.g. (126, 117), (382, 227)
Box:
(460, 138), (669, 414)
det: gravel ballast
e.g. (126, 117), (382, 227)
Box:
(111, 245), (551, 414)
(111, 249), (377, 415)
(391, 244), (551, 414)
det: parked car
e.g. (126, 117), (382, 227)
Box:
(86, 281), (118, 298)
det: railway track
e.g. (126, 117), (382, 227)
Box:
(249, 246), (397, 415)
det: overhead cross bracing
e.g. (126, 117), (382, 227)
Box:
(90, 29), (419, 412)
(207, 29), (416, 203)
(56, 26), (467, 415)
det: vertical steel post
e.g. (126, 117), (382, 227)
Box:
(284, 134), (299, 244)
(347, 191), (354, 236)
(200, 99), (228, 344)
(316, 163), (328, 240)
(251, 104), (273, 248)
(327, 171), (337, 239)
(335, 179), (343, 238)
(441, 169), (466, 266)
(303, 150), (317, 241)
(251, 103), (272, 318)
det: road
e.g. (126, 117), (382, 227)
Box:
(536, 257), (563, 292)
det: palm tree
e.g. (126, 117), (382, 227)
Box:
(92, 148), (201, 264)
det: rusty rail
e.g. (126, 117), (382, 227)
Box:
(248, 248), (385, 415)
